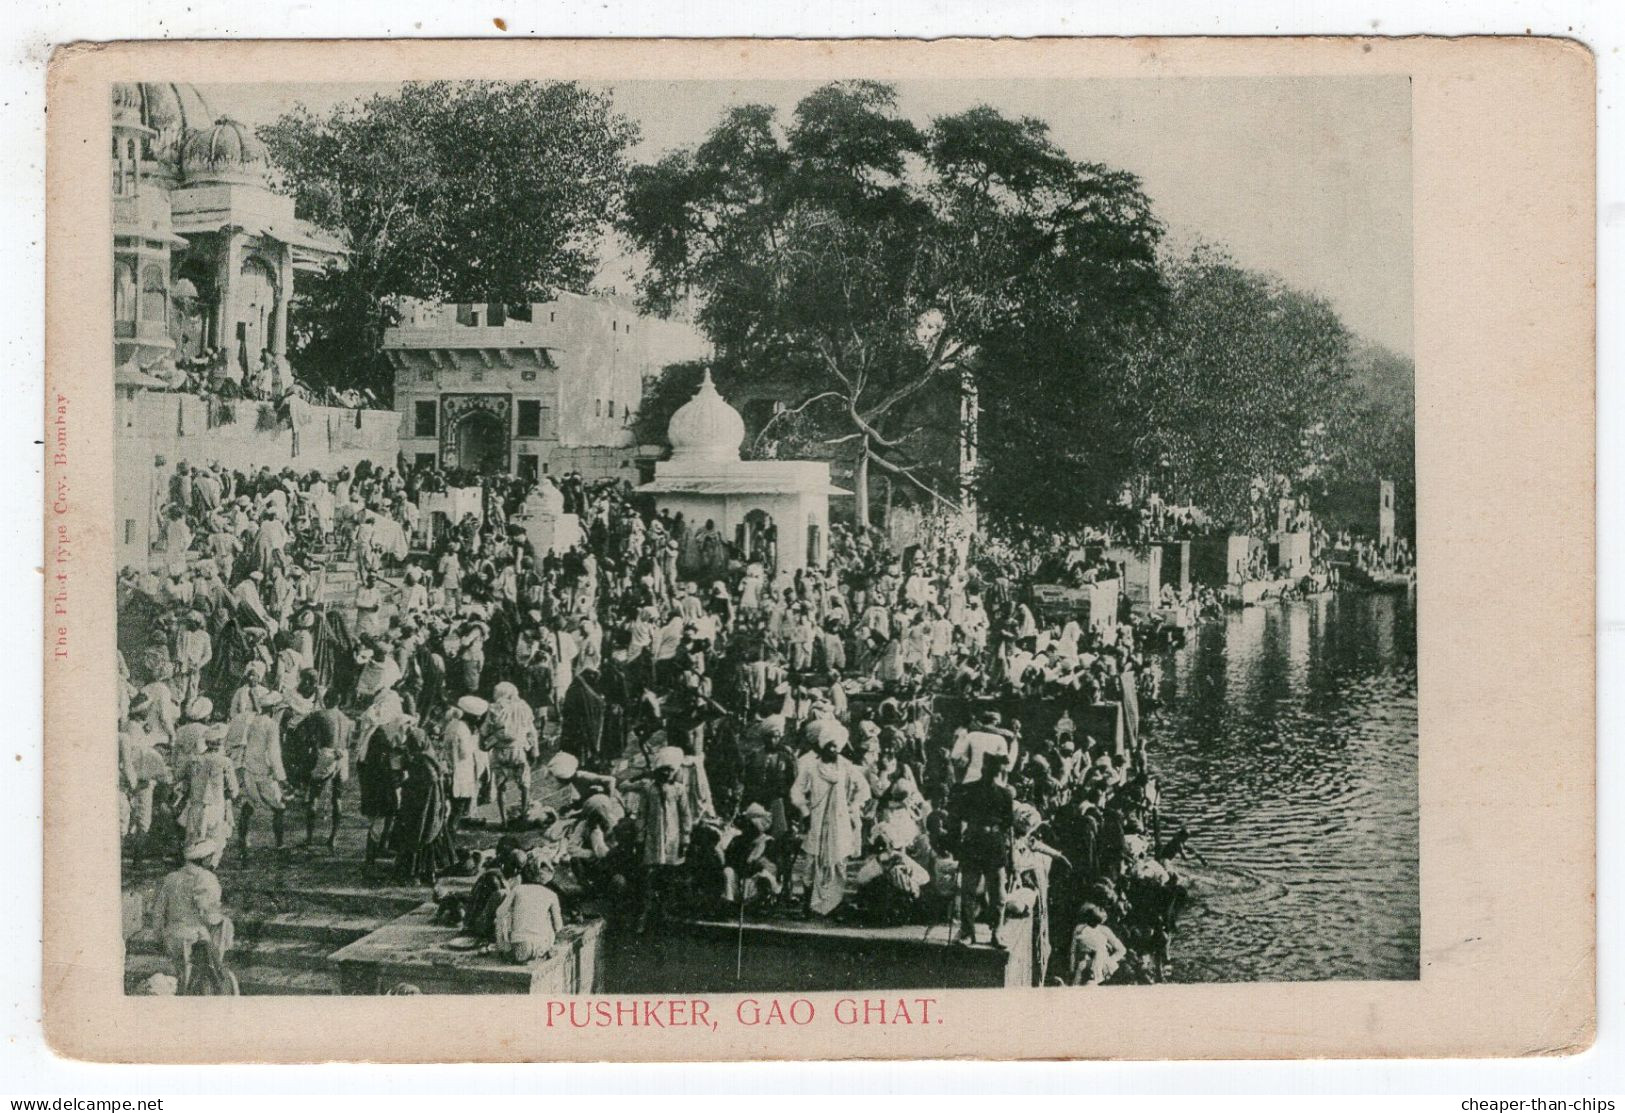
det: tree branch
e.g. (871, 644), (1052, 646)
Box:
(867, 448), (960, 510)
(752, 390), (845, 448)
(811, 337), (856, 394)
(846, 404), (905, 451)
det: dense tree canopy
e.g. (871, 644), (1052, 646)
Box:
(971, 313), (1156, 526)
(1123, 247), (1361, 525)
(1315, 341), (1417, 536)
(261, 80), (639, 398)
(622, 80), (1166, 525)
(260, 78), (1412, 536)
(955, 241), (1414, 532)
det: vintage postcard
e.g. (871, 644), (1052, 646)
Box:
(42, 37), (1594, 1062)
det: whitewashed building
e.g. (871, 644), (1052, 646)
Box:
(112, 82), (345, 373)
(384, 293), (710, 481)
(639, 371), (849, 574)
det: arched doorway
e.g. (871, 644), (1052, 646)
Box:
(233, 255), (278, 371)
(737, 508), (778, 572)
(173, 256), (216, 359)
(455, 411), (508, 475)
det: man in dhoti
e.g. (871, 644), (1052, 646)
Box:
(354, 512), (380, 577)
(484, 682), (538, 828)
(233, 571), (277, 637)
(628, 746), (692, 932)
(547, 624), (578, 710)
(157, 508), (192, 577)
(173, 610), (212, 708)
(237, 689), (289, 852)
(119, 712), (171, 863)
(494, 857), (564, 963)
(288, 704), (351, 849)
(178, 725), (237, 869)
(191, 466), (222, 523)
(444, 696), (487, 829)
(789, 730), (870, 916)
(251, 510), (288, 578)
(353, 642), (403, 709)
(1068, 902), (1126, 986)
(310, 478), (335, 544)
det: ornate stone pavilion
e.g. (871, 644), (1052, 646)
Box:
(111, 82), (344, 372)
(110, 83), (385, 571)
(639, 371), (849, 574)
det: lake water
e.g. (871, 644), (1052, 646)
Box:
(1149, 592), (1420, 982)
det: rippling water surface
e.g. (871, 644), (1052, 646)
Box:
(1150, 593), (1419, 982)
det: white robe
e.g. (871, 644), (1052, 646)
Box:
(445, 718), (481, 801)
(790, 757), (870, 915)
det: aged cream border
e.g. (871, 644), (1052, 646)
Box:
(42, 36), (1595, 1063)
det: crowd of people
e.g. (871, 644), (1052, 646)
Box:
(121, 453), (1209, 991)
(128, 345), (385, 411)
(1340, 531), (1416, 577)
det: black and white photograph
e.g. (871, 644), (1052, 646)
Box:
(108, 73), (1419, 1000)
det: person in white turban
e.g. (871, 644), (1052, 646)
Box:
(789, 732), (870, 916)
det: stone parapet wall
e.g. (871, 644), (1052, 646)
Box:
(395, 436), (638, 483)
(547, 445), (639, 483)
(119, 392), (399, 469)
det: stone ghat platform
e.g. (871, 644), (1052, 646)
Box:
(1223, 577), (1296, 607)
(331, 904), (606, 995)
(604, 913), (1035, 995)
(123, 880), (428, 995)
(126, 872), (1032, 995)
(124, 877), (606, 996)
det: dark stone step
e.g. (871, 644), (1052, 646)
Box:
(238, 909), (387, 947)
(123, 952), (171, 992)
(124, 939), (340, 996)
(126, 931), (343, 965)
(235, 936), (339, 971)
(234, 884), (430, 918)
(238, 965), (338, 996)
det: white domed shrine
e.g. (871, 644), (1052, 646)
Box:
(639, 372), (849, 576)
(666, 370), (746, 464)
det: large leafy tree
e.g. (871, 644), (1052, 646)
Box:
(1121, 246), (1360, 526)
(261, 81), (639, 399)
(972, 313), (1160, 527)
(621, 81), (1165, 526)
(1316, 341), (1417, 536)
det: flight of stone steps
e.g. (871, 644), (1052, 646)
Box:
(309, 552), (411, 623)
(122, 883), (427, 995)
(318, 555), (360, 607)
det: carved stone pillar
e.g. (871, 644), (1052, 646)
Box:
(271, 241), (294, 356)
(212, 228), (241, 353)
